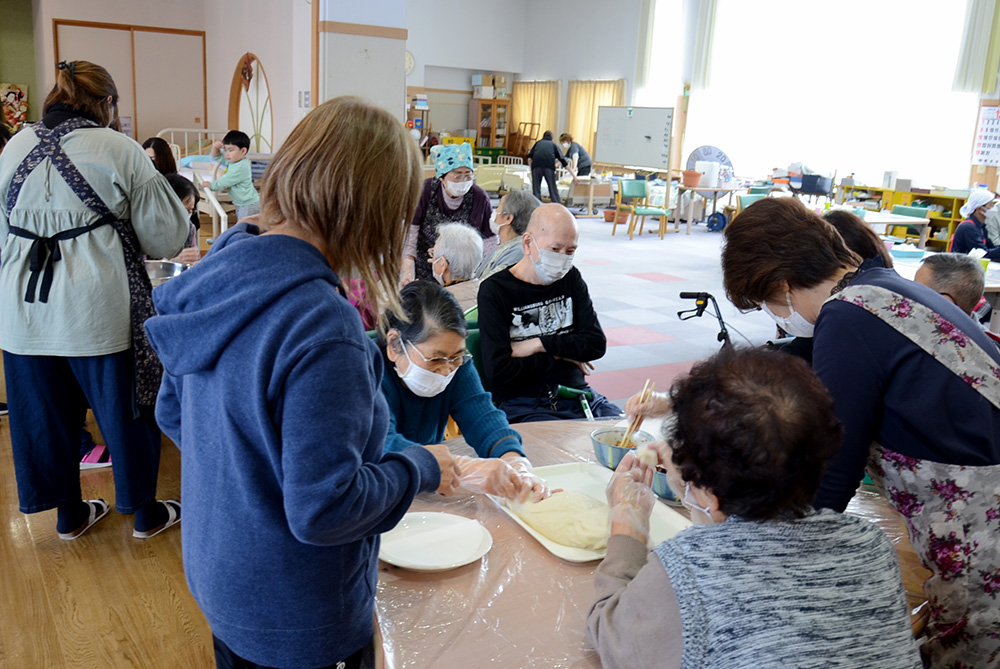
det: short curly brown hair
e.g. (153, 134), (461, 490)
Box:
(665, 347), (843, 520)
(722, 197), (860, 311)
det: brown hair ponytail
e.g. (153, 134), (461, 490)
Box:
(43, 60), (119, 128)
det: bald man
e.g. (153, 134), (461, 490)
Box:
(478, 204), (622, 422)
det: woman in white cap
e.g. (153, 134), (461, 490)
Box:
(951, 188), (999, 258)
(403, 142), (495, 283)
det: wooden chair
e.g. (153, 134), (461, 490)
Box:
(612, 180), (642, 236)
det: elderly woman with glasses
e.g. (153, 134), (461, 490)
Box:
(379, 280), (550, 502)
(403, 142), (496, 283)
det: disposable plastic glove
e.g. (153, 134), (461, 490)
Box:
(455, 455), (522, 499)
(605, 452), (655, 544)
(502, 455), (553, 503)
(624, 390), (672, 421)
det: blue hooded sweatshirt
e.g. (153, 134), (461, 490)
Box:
(145, 223), (440, 668)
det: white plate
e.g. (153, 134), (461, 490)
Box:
(379, 512), (493, 572)
(500, 462), (691, 563)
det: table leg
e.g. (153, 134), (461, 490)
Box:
(917, 225), (929, 249)
(988, 294), (1000, 334)
(687, 191), (695, 235)
(587, 182), (594, 217)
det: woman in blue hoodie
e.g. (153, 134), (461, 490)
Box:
(145, 97), (461, 669)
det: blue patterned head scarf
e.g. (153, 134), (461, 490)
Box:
(432, 142), (474, 179)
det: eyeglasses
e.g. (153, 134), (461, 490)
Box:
(445, 171), (475, 182)
(404, 340), (471, 373)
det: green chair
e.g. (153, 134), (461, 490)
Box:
(736, 194), (765, 215)
(632, 194), (675, 240)
(748, 186), (770, 195)
(612, 180), (642, 236)
(463, 305), (479, 329)
(465, 328), (489, 392)
(616, 179), (671, 240)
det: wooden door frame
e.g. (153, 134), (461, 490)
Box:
(227, 53), (274, 152)
(53, 19), (207, 135)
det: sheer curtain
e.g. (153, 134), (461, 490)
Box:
(683, 0), (978, 187)
(953, 0), (1000, 93)
(510, 81), (560, 144)
(565, 79), (626, 154)
(635, 0), (685, 107)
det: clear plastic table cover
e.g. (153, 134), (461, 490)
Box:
(374, 420), (928, 668)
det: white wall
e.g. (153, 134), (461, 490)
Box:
(519, 0), (642, 132)
(322, 0), (406, 27)
(405, 0), (526, 89)
(203, 0), (311, 149)
(318, 0), (408, 118)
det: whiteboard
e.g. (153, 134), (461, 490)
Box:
(595, 106), (673, 170)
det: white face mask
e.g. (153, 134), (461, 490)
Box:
(489, 210), (508, 236)
(445, 178), (473, 197)
(683, 482), (715, 523)
(561, 142), (571, 150)
(431, 256), (446, 285)
(396, 341), (457, 397)
(529, 237), (574, 284)
(760, 292), (815, 338)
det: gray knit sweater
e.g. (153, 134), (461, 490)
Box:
(655, 509), (921, 668)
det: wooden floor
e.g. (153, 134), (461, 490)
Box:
(0, 413), (214, 668)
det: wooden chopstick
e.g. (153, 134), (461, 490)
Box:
(619, 380), (654, 448)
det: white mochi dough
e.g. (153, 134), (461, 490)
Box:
(636, 444), (658, 468)
(510, 491), (610, 550)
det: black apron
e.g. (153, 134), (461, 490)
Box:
(4, 117), (162, 412)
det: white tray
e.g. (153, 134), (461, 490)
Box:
(500, 462), (691, 562)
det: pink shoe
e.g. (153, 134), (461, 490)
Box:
(80, 444), (112, 470)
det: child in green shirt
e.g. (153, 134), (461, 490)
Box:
(202, 130), (260, 221)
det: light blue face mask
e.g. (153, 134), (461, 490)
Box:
(683, 482), (715, 522)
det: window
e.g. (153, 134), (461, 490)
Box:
(565, 79), (626, 154)
(682, 0), (978, 187)
(510, 80), (560, 147)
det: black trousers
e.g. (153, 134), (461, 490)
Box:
(531, 166), (562, 205)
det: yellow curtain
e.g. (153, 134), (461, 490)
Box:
(510, 80), (559, 145)
(565, 79), (626, 156)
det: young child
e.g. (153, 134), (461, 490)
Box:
(165, 173), (203, 264)
(201, 130), (260, 221)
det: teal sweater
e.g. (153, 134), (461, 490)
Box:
(209, 156), (259, 206)
(380, 350), (524, 458)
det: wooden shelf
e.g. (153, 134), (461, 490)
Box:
(468, 98), (509, 150)
(839, 184), (969, 244)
